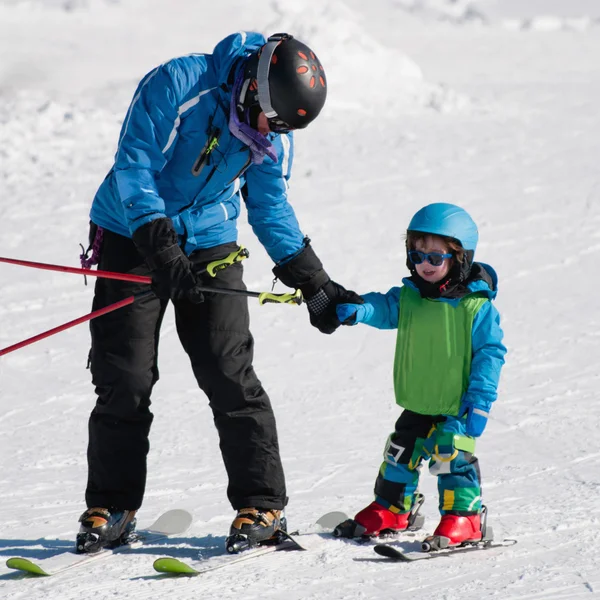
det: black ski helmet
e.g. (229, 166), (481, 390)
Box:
(240, 33), (327, 132)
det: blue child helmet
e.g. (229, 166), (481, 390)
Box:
(407, 203), (478, 252)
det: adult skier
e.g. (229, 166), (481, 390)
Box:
(76, 31), (361, 554)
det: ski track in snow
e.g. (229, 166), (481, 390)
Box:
(2, 0), (600, 599)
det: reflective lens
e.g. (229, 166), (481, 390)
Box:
(408, 250), (452, 267)
(267, 116), (294, 133)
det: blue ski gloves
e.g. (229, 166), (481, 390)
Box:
(460, 400), (490, 438)
(336, 303), (366, 325)
(273, 240), (363, 334)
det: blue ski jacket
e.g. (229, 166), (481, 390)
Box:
(343, 264), (506, 415)
(89, 32), (305, 262)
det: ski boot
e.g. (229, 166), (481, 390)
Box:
(422, 506), (492, 551)
(333, 493), (425, 538)
(75, 507), (137, 554)
(225, 508), (287, 554)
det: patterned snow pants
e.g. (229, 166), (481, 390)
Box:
(373, 409), (482, 516)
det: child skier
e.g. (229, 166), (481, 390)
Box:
(333, 203), (506, 548)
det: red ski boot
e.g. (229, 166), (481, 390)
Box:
(333, 494), (425, 539)
(334, 502), (408, 538)
(422, 513), (482, 551)
(355, 502), (410, 536)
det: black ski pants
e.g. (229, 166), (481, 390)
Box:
(86, 229), (287, 512)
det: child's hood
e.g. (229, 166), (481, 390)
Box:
(466, 262), (499, 300)
(402, 262), (499, 301)
(211, 31), (265, 87)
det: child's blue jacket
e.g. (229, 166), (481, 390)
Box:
(347, 264), (506, 413)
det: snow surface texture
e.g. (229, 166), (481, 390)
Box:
(1, 0), (600, 598)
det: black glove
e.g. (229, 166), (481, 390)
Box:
(132, 218), (205, 303)
(305, 279), (364, 334)
(273, 240), (363, 334)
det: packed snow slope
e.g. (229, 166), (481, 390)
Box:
(1, 1), (600, 598)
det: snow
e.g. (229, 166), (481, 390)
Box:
(1, 0), (600, 598)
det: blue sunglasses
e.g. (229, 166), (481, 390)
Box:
(408, 250), (452, 267)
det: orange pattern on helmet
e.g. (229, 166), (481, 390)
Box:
(294, 50), (326, 90)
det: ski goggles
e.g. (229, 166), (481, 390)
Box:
(257, 33), (295, 134)
(266, 116), (294, 134)
(408, 250), (453, 267)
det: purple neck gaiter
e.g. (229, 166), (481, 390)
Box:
(228, 70), (278, 165)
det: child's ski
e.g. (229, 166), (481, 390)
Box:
(373, 538), (517, 562)
(6, 509), (193, 576)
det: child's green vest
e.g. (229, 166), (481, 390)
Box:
(393, 285), (487, 416)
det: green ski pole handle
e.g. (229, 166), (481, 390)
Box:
(204, 246), (249, 277)
(192, 285), (303, 305)
(258, 289), (303, 305)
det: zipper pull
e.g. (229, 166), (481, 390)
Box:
(192, 129), (221, 177)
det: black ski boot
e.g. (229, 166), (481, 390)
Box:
(75, 508), (137, 554)
(225, 508), (287, 554)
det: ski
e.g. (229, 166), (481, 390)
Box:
(373, 538), (517, 562)
(154, 533), (305, 576)
(316, 511), (351, 530)
(152, 510), (345, 577)
(6, 508), (193, 576)
(320, 510), (425, 548)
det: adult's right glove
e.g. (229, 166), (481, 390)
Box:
(132, 218), (205, 303)
(272, 241), (363, 335)
(305, 279), (364, 334)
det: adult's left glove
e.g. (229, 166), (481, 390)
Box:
(132, 218), (205, 304)
(459, 400), (490, 438)
(273, 241), (363, 335)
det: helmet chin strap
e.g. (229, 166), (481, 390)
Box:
(229, 67), (278, 164)
(246, 105), (261, 130)
(238, 77), (251, 107)
(235, 79), (257, 129)
(237, 55), (263, 130)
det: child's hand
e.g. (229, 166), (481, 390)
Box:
(336, 303), (365, 325)
(460, 401), (489, 437)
